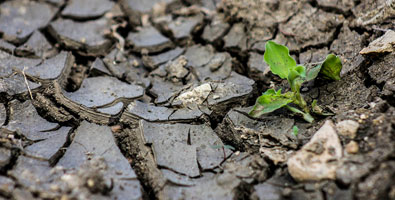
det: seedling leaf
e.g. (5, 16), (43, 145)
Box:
(320, 54), (342, 80)
(285, 105), (314, 123)
(264, 41), (296, 79)
(306, 65), (321, 81)
(292, 125), (299, 136)
(249, 89), (293, 118)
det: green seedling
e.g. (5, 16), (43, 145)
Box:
(292, 125), (299, 137)
(249, 41), (343, 123)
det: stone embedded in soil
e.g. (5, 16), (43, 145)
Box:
(336, 120), (359, 139)
(0, 0), (57, 44)
(330, 24), (364, 75)
(287, 120), (343, 182)
(57, 121), (142, 199)
(61, 0), (114, 19)
(316, 0), (355, 13)
(202, 13), (230, 44)
(0, 176), (15, 197)
(15, 31), (55, 59)
(0, 148), (11, 169)
(173, 83), (212, 108)
(247, 52), (269, 82)
(126, 26), (173, 53)
(368, 53), (395, 96)
(277, 4), (344, 51)
(223, 23), (248, 52)
(216, 109), (297, 151)
(360, 30), (395, 55)
(48, 18), (113, 56)
(166, 14), (204, 41)
(5, 100), (62, 141)
(139, 120), (227, 174)
(63, 76), (144, 108)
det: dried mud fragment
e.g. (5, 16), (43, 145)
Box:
(330, 24), (364, 75)
(356, 161), (395, 200)
(0, 148), (11, 169)
(354, 0), (395, 27)
(202, 13), (230, 45)
(223, 23), (248, 52)
(90, 58), (111, 76)
(120, 0), (178, 26)
(48, 18), (113, 56)
(0, 0), (57, 44)
(57, 121), (143, 200)
(54, 76), (143, 123)
(247, 52), (270, 82)
(143, 47), (184, 70)
(0, 104), (6, 127)
(216, 109), (297, 153)
(126, 25), (174, 53)
(121, 101), (204, 123)
(15, 31), (56, 59)
(368, 53), (395, 97)
(316, 0), (355, 13)
(62, 0), (115, 19)
(139, 121), (227, 173)
(0, 176), (15, 197)
(277, 4), (344, 51)
(163, 153), (268, 199)
(5, 100), (65, 141)
(166, 14), (205, 43)
(0, 39), (16, 54)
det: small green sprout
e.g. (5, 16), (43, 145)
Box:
(292, 125), (299, 137)
(249, 41), (343, 123)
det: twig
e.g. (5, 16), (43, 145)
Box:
(22, 66), (33, 100)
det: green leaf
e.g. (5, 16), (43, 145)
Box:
(320, 54), (342, 81)
(292, 65), (306, 78)
(264, 41), (296, 79)
(223, 145), (236, 151)
(292, 125), (299, 136)
(249, 89), (294, 118)
(306, 65), (321, 81)
(285, 105), (314, 123)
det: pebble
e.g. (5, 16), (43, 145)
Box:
(336, 120), (359, 139)
(345, 141), (359, 154)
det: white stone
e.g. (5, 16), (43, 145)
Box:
(336, 120), (359, 139)
(174, 83), (212, 106)
(287, 120), (342, 182)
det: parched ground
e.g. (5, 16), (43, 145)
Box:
(0, 0), (394, 199)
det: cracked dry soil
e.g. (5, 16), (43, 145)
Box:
(0, 0), (394, 199)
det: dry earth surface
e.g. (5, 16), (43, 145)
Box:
(0, 0), (394, 199)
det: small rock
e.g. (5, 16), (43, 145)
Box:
(287, 120), (343, 182)
(345, 141), (359, 154)
(336, 120), (359, 139)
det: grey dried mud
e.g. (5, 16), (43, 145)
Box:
(0, 0), (394, 199)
